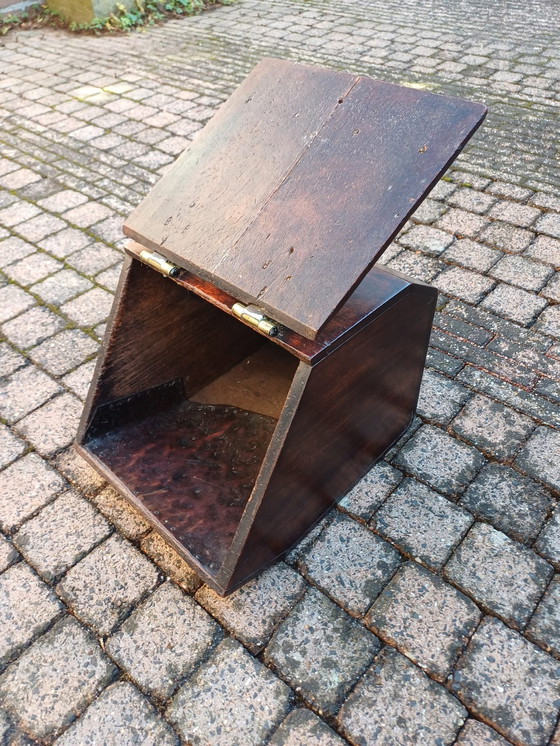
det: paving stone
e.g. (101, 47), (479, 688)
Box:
(542, 273), (560, 302)
(0, 285), (35, 324)
(489, 201), (540, 227)
(526, 574), (560, 655)
(268, 708), (346, 746)
(374, 478), (473, 568)
(0, 616), (116, 740)
(398, 225), (454, 254)
(57, 533), (159, 635)
(16, 214), (67, 244)
(61, 358), (96, 399)
(451, 394), (535, 461)
(168, 638), (291, 746)
(489, 254), (554, 291)
(0, 344), (26, 378)
(434, 265), (495, 303)
(479, 221), (534, 253)
(195, 563), (305, 652)
(1, 306), (65, 350)
(91, 485), (151, 540)
(442, 238), (502, 272)
(15, 392), (82, 457)
(338, 461), (402, 520)
(0, 424), (26, 470)
(63, 201), (113, 228)
(0, 201), (40, 228)
(387, 249), (444, 281)
(38, 189), (88, 213)
(338, 646), (467, 746)
(29, 328), (97, 376)
(55, 682), (178, 746)
(13, 490), (111, 582)
(32, 269), (93, 306)
(55, 448), (106, 497)
(536, 212), (560, 239)
(437, 208), (488, 238)
(448, 187), (497, 214)
(0, 535), (19, 573)
(297, 513), (401, 616)
(107, 582), (220, 698)
(0, 364), (62, 424)
(516, 426), (560, 491)
(525, 235), (560, 266)
(535, 304), (560, 338)
(409, 197), (447, 223)
(417, 368), (471, 425)
(395, 424), (486, 497)
(0, 561), (62, 666)
(0, 454), (65, 533)
(456, 719), (516, 745)
(460, 463), (553, 543)
(481, 283), (548, 325)
(4, 252), (63, 286)
(536, 509), (560, 568)
(264, 588), (379, 715)
(0, 237), (36, 268)
(452, 616), (560, 746)
(445, 522), (552, 627)
(60, 286), (113, 327)
(139, 531), (201, 593)
(68, 243), (120, 275)
(39, 227), (91, 258)
(367, 562), (481, 681)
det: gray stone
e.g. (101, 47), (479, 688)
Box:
(536, 509), (560, 567)
(535, 304), (560, 338)
(443, 238), (502, 272)
(0, 344), (26, 378)
(452, 616), (560, 746)
(395, 425), (486, 497)
(15, 393), (82, 457)
(107, 582), (220, 698)
(451, 395), (535, 461)
(489, 254), (554, 291)
(297, 513), (401, 615)
(32, 270), (93, 306)
(0, 535), (19, 572)
(140, 531), (201, 593)
(4, 253), (63, 287)
(455, 720), (512, 745)
(60, 287), (114, 328)
(448, 187), (497, 214)
(62, 359), (96, 400)
(0, 365), (61, 424)
(13, 490), (111, 582)
(536, 212), (560, 239)
(478, 221), (533, 253)
(525, 235), (560, 266)
(460, 463), (553, 543)
(195, 563), (305, 652)
(374, 478), (473, 569)
(0, 424), (26, 470)
(29, 329), (98, 376)
(0, 562), (62, 666)
(167, 638), (291, 746)
(339, 461), (402, 520)
(264, 588), (380, 715)
(416, 368), (471, 425)
(0, 454), (65, 532)
(57, 534), (159, 635)
(269, 709), (346, 746)
(437, 208), (488, 238)
(489, 200), (540, 227)
(434, 266), (495, 303)
(366, 562), (480, 681)
(91, 486), (151, 540)
(481, 283), (547, 325)
(445, 522), (553, 628)
(526, 574), (560, 656)
(338, 646), (467, 746)
(55, 682), (178, 746)
(1, 306), (65, 350)
(398, 225), (454, 254)
(0, 286), (35, 323)
(55, 448), (106, 497)
(516, 426), (560, 491)
(0, 616), (116, 740)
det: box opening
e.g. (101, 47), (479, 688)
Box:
(83, 296), (299, 578)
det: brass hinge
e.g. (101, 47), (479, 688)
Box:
(138, 249), (180, 278)
(232, 302), (279, 337)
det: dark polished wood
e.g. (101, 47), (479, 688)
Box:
(125, 58), (486, 339)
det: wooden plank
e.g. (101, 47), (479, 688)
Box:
(124, 58), (356, 280)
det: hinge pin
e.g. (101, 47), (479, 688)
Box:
(139, 249), (180, 278)
(232, 302), (279, 337)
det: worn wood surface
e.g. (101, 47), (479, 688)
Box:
(125, 58), (486, 339)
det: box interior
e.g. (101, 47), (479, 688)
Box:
(84, 291), (300, 578)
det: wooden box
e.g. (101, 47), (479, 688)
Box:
(76, 59), (486, 595)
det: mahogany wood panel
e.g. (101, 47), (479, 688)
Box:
(124, 59), (486, 339)
(222, 281), (437, 592)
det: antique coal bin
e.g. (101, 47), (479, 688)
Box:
(76, 59), (486, 595)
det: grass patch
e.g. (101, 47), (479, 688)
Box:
(1, 0), (228, 35)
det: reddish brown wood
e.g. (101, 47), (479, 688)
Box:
(124, 58), (486, 339)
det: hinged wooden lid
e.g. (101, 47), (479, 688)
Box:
(124, 58), (486, 340)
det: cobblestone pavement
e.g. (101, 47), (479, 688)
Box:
(0, 0), (559, 743)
